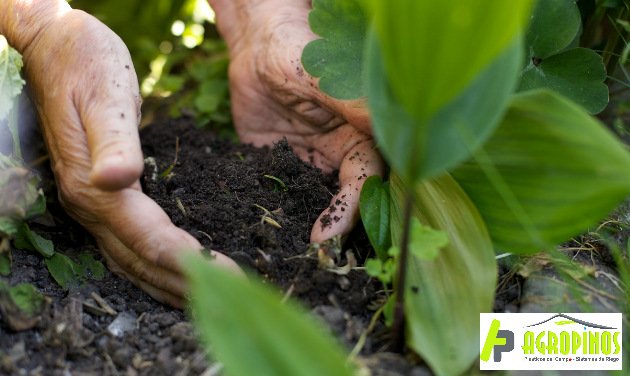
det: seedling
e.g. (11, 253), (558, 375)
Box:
(263, 174), (288, 192)
(160, 136), (180, 178)
(253, 204), (282, 229)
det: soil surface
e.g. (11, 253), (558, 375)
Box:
(0, 117), (623, 376)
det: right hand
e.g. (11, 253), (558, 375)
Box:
(19, 6), (239, 308)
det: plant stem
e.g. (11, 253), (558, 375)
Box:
(391, 189), (414, 352)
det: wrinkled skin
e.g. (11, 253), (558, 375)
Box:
(17, 6), (237, 308)
(213, 0), (384, 241)
(5, 0), (382, 307)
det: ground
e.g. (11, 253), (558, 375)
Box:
(0, 117), (624, 375)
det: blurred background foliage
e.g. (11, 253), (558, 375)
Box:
(69, 0), (233, 133)
(66, 0), (628, 138)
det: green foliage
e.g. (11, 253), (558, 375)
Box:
(452, 90), (630, 253)
(4, 282), (46, 316)
(70, 0), (187, 80)
(184, 256), (355, 376)
(45, 253), (106, 290)
(367, 33), (523, 181)
(359, 175), (391, 260)
(368, 0), (533, 126)
(0, 36), (25, 121)
(302, 0), (368, 99)
(14, 223), (55, 258)
(519, 0), (609, 113)
(365, 247), (397, 284)
(407, 219), (448, 261)
(389, 173), (496, 376)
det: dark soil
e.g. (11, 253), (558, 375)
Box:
(0, 117), (414, 376)
(0, 117), (622, 376)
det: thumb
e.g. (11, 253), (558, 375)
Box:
(80, 58), (144, 190)
(310, 140), (384, 243)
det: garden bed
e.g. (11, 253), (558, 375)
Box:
(0, 118), (622, 376)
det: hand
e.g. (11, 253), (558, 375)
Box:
(212, 0), (384, 243)
(14, 4), (238, 307)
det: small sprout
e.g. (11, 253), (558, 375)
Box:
(175, 197), (187, 216)
(262, 216), (282, 229)
(254, 204), (282, 228)
(263, 174), (288, 192)
(160, 136), (180, 179)
(235, 152), (245, 161)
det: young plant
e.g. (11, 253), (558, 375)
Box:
(303, 0), (630, 375)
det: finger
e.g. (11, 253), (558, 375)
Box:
(70, 17), (144, 190)
(96, 188), (241, 276)
(101, 251), (185, 308)
(95, 228), (189, 298)
(311, 140), (384, 243)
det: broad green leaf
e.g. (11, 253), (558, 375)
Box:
(520, 0), (608, 114)
(184, 256), (354, 376)
(45, 253), (81, 289)
(44, 252), (106, 289)
(525, 0), (581, 59)
(302, 0), (368, 99)
(519, 48), (608, 114)
(389, 172), (496, 376)
(452, 90), (630, 253)
(14, 223), (55, 258)
(77, 254), (106, 280)
(369, 0), (532, 125)
(408, 219), (449, 261)
(368, 34), (523, 181)
(0, 36), (25, 121)
(359, 175), (391, 260)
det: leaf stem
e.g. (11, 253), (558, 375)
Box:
(391, 189), (414, 352)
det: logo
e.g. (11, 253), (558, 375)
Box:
(480, 313), (622, 370)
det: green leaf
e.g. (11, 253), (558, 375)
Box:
(0, 218), (19, 237)
(45, 253), (81, 289)
(389, 172), (496, 376)
(184, 256), (354, 376)
(14, 223), (55, 258)
(452, 90), (630, 253)
(520, 0), (608, 114)
(408, 219), (449, 261)
(0, 36), (25, 121)
(519, 48), (608, 114)
(525, 0), (581, 59)
(365, 257), (395, 285)
(0, 280), (47, 331)
(8, 283), (46, 316)
(368, 34), (523, 181)
(0, 252), (10, 276)
(359, 176), (391, 260)
(369, 0), (533, 125)
(302, 0), (368, 99)
(44, 252), (106, 289)
(77, 254), (106, 280)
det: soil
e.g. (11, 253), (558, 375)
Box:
(0, 117), (623, 376)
